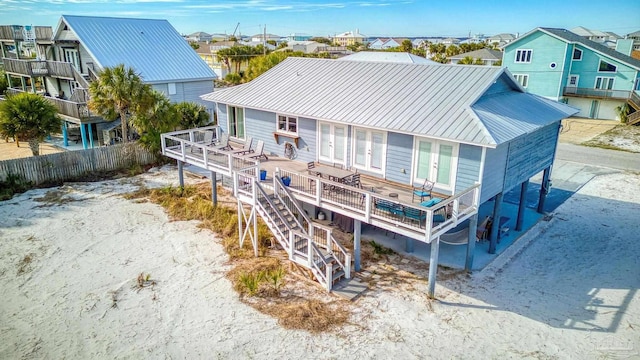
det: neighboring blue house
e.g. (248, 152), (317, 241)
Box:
(3, 15), (217, 148)
(502, 27), (640, 122)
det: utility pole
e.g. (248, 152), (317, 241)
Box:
(263, 25), (267, 56)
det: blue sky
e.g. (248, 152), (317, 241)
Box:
(1, 0), (639, 38)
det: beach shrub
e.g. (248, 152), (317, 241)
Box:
(0, 173), (33, 200)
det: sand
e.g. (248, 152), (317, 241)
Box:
(1, 165), (638, 359)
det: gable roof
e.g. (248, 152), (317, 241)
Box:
(449, 48), (502, 60)
(202, 57), (576, 147)
(338, 51), (437, 64)
(507, 27), (640, 70)
(58, 15), (216, 83)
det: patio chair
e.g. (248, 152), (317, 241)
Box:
(231, 136), (253, 155)
(403, 206), (426, 226)
(345, 173), (362, 188)
(307, 161), (320, 177)
(203, 130), (214, 145)
(412, 179), (434, 202)
(242, 140), (268, 160)
(213, 133), (232, 151)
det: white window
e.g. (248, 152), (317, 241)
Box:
(572, 48), (582, 61)
(598, 60), (617, 72)
(352, 127), (386, 174)
(227, 105), (245, 139)
(276, 114), (297, 134)
(568, 75), (579, 87)
(514, 49), (532, 63)
(594, 77), (614, 90)
(168, 83), (177, 95)
(513, 74), (529, 88)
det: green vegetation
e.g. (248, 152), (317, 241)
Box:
(615, 103), (631, 124)
(0, 92), (62, 156)
(0, 173), (33, 200)
(0, 69), (8, 94)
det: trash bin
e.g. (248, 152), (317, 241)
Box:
(282, 176), (291, 186)
(260, 170), (267, 181)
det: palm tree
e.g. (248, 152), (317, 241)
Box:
(130, 91), (177, 155)
(174, 102), (210, 129)
(0, 92), (61, 156)
(88, 64), (153, 143)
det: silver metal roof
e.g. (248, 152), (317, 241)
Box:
(60, 15), (216, 83)
(338, 51), (438, 64)
(202, 57), (577, 146)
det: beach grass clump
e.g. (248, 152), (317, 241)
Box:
(0, 173), (33, 201)
(256, 299), (350, 333)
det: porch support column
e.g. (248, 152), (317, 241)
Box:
(211, 171), (218, 206)
(87, 123), (94, 148)
(488, 192), (503, 255)
(353, 219), (362, 272)
(427, 237), (440, 299)
(537, 167), (551, 214)
(62, 122), (69, 147)
(516, 180), (529, 231)
(465, 215), (477, 271)
(80, 123), (88, 149)
(405, 238), (414, 253)
(177, 160), (184, 189)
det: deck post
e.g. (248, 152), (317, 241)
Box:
(465, 215), (477, 271)
(62, 122), (68, 147)
(87, 123), (94, 148)
(516, 180), (529, 231)
(427, 237), (440, 298)
(353, 219), (361, 272)
(405, 238), (414, 253)
(80, 123), (88, 149)
(537, 167), (551, 214)
(489, 192), (503, 254)
(177, 160), (184, 188)
(211, 171), (217, 206)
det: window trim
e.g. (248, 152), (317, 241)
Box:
(597, 59), (617, 73)
(594, 76), (614, 90)
(572, 48), (583, 61)
(410, 137), (459, 193)
(513, 73), (529, 88)
(227, 105), (245, 140)
(514, 49), (533, 63)
(275, 114), (298, 135)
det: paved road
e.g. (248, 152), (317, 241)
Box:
(556, 143), (640, 172)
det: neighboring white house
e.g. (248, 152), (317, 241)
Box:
(338, 51), (437, 64)
(449, 48), (503, 66)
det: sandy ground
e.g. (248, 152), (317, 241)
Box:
(1, 166), (639, 359)
(0, 138), (62, 160)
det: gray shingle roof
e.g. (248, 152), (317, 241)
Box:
(60, 15), (216, 83)
(202, 57), (577, 146)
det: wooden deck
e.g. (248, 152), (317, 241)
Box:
(161, 127), (480, 244)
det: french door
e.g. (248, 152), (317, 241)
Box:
(352, 128), (385, 174)
(318, 122), (346, 166)
(413, 138), (458, 191)
(64, 48), (80, 71)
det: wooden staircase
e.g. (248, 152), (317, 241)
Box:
(253, 176), (351, 291)
(627, 91), (640, 125)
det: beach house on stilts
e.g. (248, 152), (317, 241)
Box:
(160, 58), (577, 297)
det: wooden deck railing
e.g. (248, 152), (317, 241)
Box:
(161, 126), (481, 244)
(0, 25), (52, 41)
(5, 88), (92, 120)
(2, 58), (76, 79)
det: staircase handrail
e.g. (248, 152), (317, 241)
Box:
(254, 184), (292, 253)
(308, 241), (331, 291)
(71, 65), (90, 89)
(274, 175), (313, 234)
(629, 90), (640, 110)
(328, 233), (351, 279)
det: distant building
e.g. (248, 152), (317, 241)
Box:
(338, 51), (436, 64)
(450, 49), (503, 66)
(486, 33), (516, 47)
(332, 29), (367, 47)
(627, 30), (640, 51)
(286, 33), (312, 42)
(186, 31), (212, 42)
(502, 27), (640, 122)
(368, 38), (410, 50)
(571, 26), (621, 49)
(287, 41), (324, 54)
(250, 33), (281, 43)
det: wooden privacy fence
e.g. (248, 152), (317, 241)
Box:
(0, 143), (156, 185)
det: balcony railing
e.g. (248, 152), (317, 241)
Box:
(563, 87), (633, 100)
(0, 26), (52, 41)
(3, 58), (76, 79)
(5, 88), (93, 121)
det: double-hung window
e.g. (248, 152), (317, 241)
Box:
(513, 74), (529, 88)
(514, 49), (532, 63)
(277, 114), (297, 134)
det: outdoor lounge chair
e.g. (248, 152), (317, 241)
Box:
(242, 140), (268, 160)
(212, 133), (232, 150)
(231, 137), (253, 155)
(412, 179), (434, 202)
